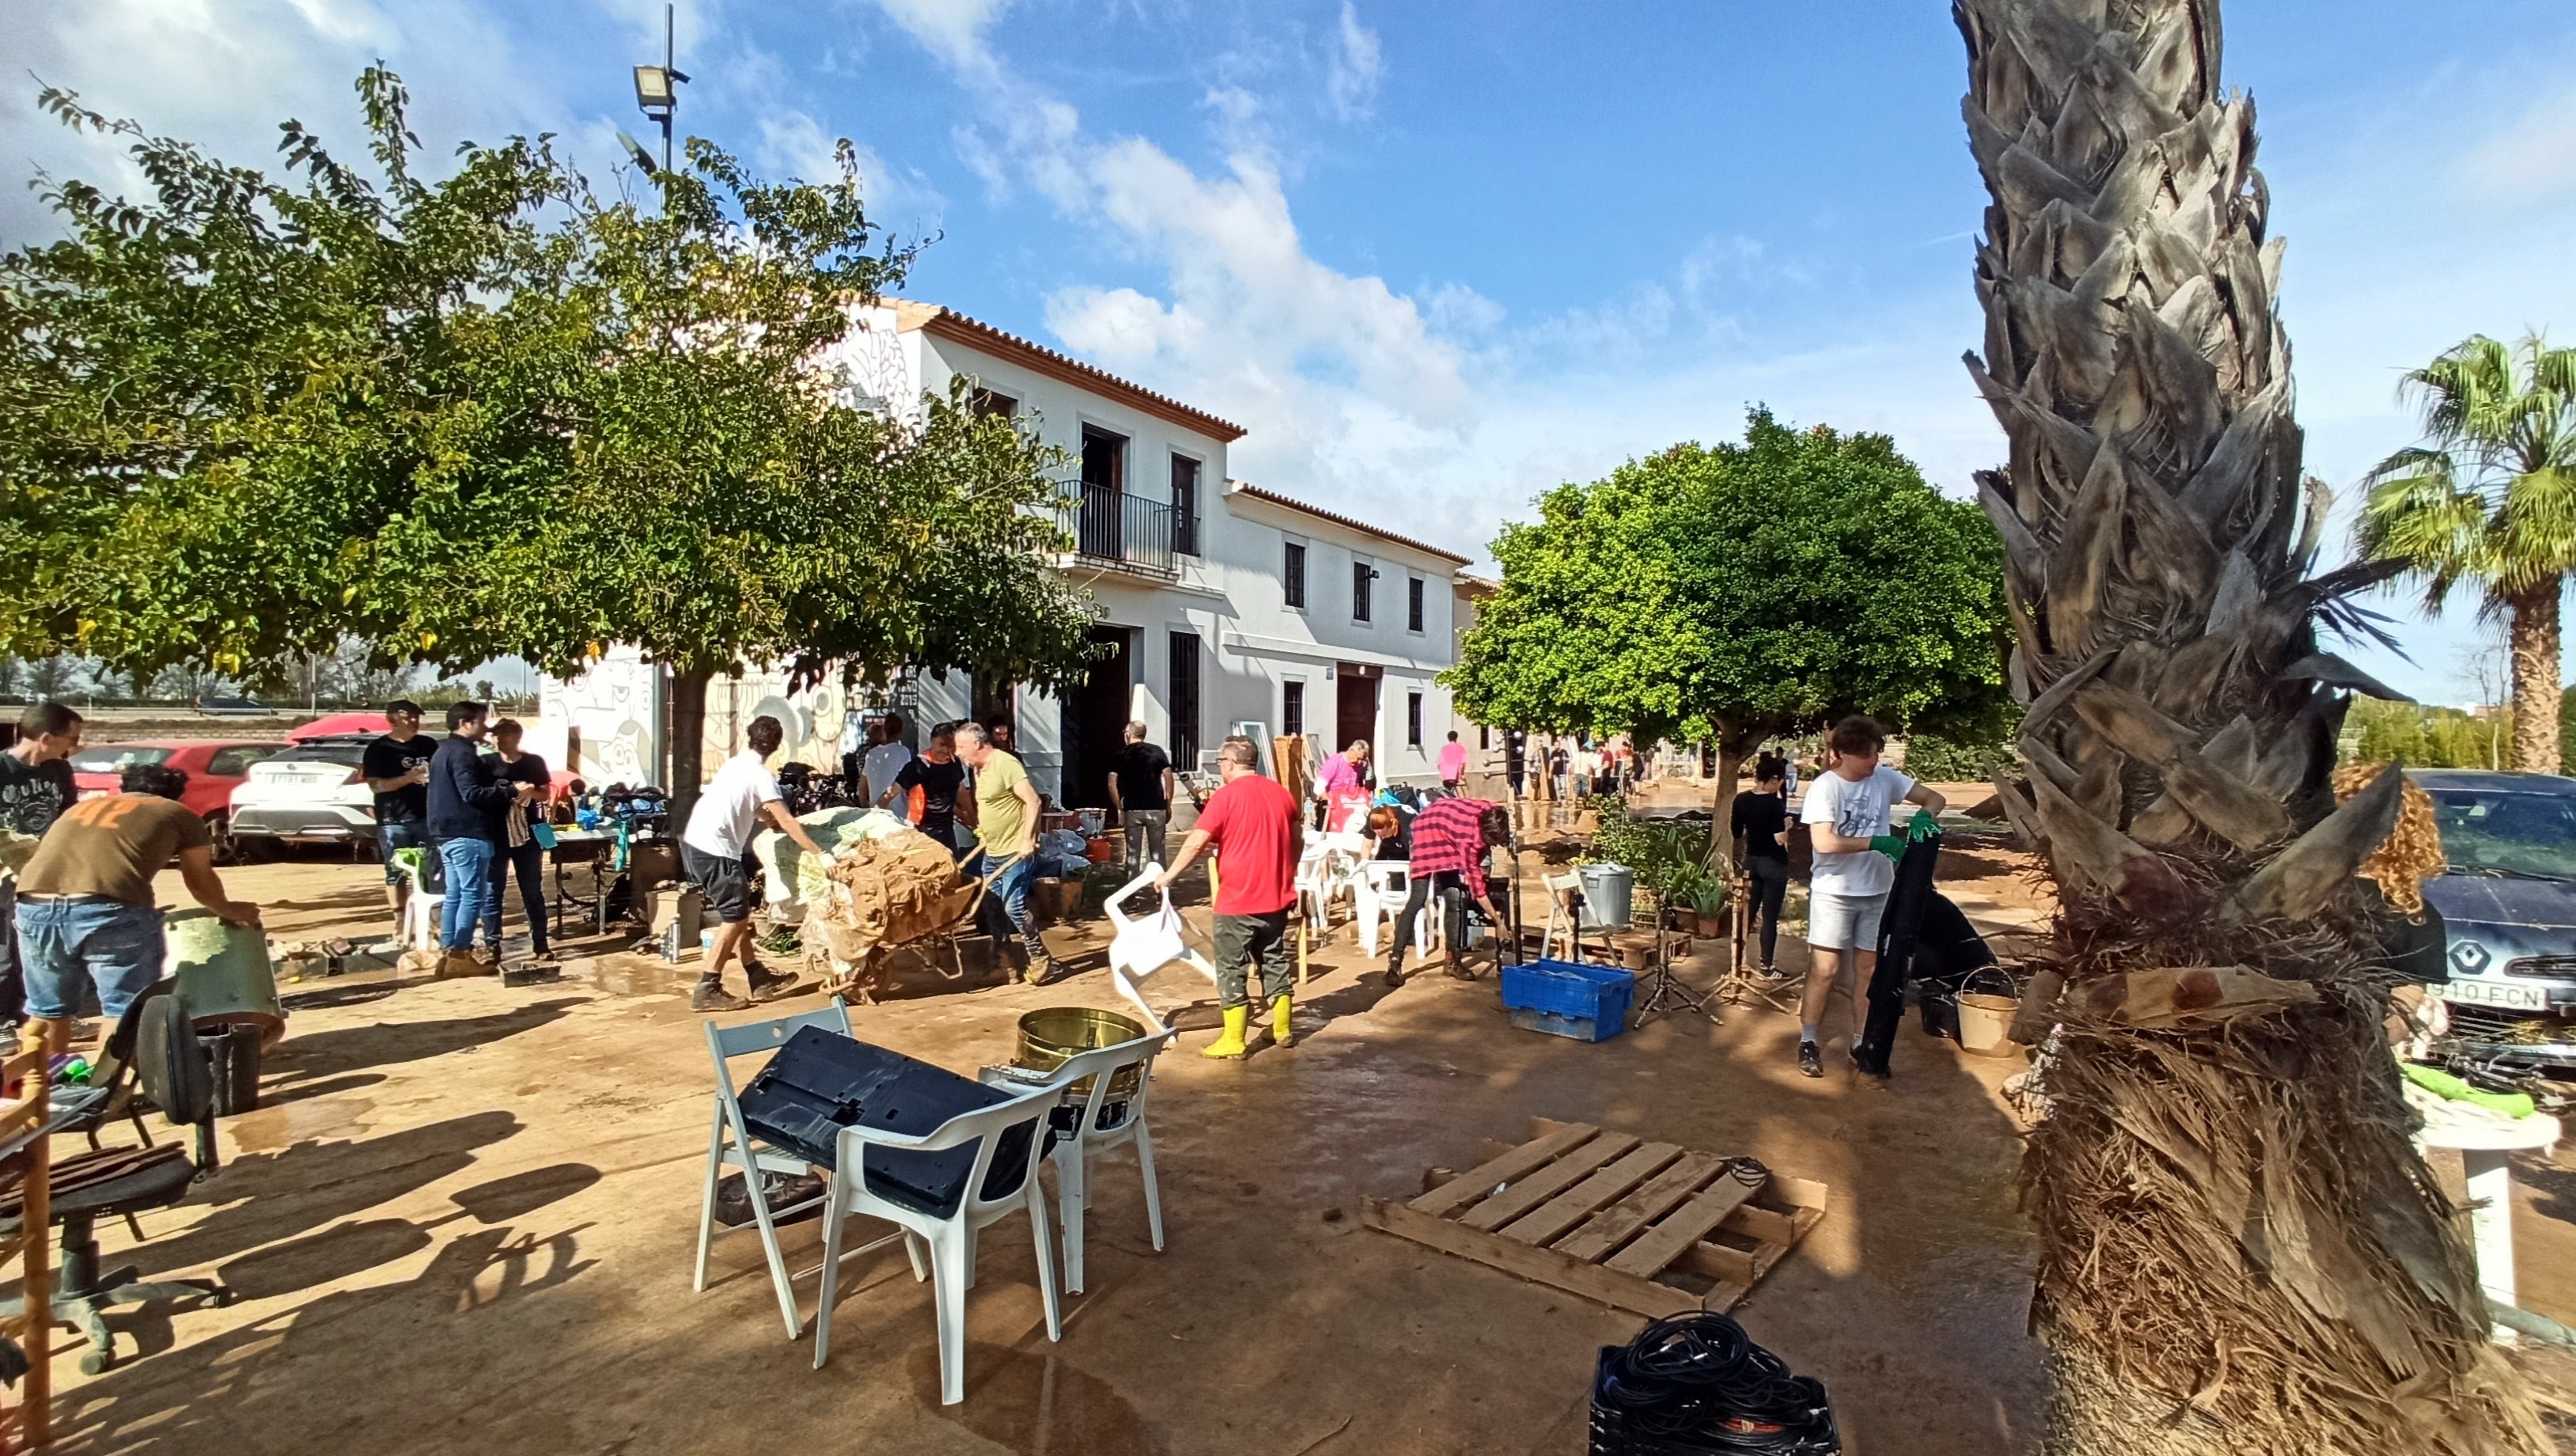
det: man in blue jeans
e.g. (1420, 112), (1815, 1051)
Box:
(426, 701), (532, 977)
(14, 763), (260, 1067)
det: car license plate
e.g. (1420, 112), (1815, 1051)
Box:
(2438, 980), (2550, 1012)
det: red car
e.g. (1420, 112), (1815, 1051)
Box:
(66, 739), (288, 861)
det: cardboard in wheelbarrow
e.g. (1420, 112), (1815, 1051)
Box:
(813, 829), (979, 965)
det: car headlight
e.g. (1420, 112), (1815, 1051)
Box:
(2450, 940), (2492, 976)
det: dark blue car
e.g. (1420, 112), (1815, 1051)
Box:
(2415, 769), (2576, 1075)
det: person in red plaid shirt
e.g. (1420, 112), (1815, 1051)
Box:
(1381, 796), (1510, 987)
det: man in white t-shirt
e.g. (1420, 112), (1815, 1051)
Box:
(858, 713), (915, 813)
(680, 715), (835, 1011)
(1795, 715), (1945, 1079)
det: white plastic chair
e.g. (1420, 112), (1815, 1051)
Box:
(1540, 870), (1584, 961)
(1103, 866), (1217, 1029)
(1043, 1032), (1177, 1295)
(1354, 861), (1438, 960)
(393, 849), (445, 953)
(695, 1003), (904, 1339)
(811, 1076), (1066, 1405)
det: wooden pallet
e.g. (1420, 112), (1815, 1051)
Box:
(1359, 1117), (1826, 1320)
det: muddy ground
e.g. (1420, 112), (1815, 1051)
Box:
(20, 782), (2576, 1454)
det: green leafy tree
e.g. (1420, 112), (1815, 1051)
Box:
(2358, 333), (2576, 775)
(0, 70), (1097, 816)
(1447, 409), (2010, 864)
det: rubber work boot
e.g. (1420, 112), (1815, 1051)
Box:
(1202, 1005), (1251, 1059)
(1271, 995), (1295, 1048)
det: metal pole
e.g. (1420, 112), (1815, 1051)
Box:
(661, 3), (676, 173)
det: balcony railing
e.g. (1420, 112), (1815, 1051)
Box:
(1058, 485), (1184, 578)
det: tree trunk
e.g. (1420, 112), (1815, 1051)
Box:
(666, 664), (712, 837)
(1703, 720), (1768, 879)
(2507, 580), (2561, 775)
(1958, 2), (2542, 1450)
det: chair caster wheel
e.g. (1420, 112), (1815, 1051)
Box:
(80, 1344), (116, 1376)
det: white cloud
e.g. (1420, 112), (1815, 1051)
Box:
(1326, 3), (1384, 122)
(2459, 86), (2576, 203)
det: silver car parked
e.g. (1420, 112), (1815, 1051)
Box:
(2416, 769), (2576, 1077)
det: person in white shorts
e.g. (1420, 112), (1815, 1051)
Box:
(1796, 716), (1945, 1078)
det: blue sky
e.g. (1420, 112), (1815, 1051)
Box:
(9, 0), (2576, 705)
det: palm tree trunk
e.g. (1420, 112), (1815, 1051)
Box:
(1957, 2), (2541, 1450)
(2507, 580), (2561, 774)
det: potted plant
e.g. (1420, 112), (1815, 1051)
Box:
(1691, 879), (1727, 938)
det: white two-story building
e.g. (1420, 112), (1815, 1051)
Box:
(532, 301), (1476, 810)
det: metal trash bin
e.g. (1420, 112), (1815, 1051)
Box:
(1578, 862), (1634, 930)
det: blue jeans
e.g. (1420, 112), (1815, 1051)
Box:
(438, 838), (499, 952)
(15, 896), (166, 1024)
(380, 818), (426, 886)
(964, 849), (1043, 960)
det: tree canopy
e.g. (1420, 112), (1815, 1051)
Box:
(0, 67), (1097, 709)
(1446, 409), (2010, 777)
(2357, 332), (2576, 774)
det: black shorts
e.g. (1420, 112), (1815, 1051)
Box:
(682, 844), (759, 924)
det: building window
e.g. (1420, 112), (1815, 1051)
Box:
(1170, 631), (1201, 772)
(971, 389), (1017, 419)
(1283, 542), (1306, 609)
(1407, 577), (1426, 633)
(1171, 456), (1201, 557)
(1353, 561), (1374, 623)
(1407, 692), (1423, 748)
(1479, 725), (1491, 750)
(1078, 426), (1127, 561)
(1283, 680), (1305, 736)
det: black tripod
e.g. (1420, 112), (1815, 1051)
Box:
(1631, 885), (1718, 1025)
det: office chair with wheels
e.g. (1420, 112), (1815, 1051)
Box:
(0, 982), (231, 1374)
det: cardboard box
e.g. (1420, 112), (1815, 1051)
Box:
(627, 842), (679, 888)
(646, 886), (703, 941)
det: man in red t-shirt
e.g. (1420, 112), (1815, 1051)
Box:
(1157, 735), (1302, 1057)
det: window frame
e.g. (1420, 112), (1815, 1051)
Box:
(1353, 558), (1374, 624)
(1407, 691), (1424, 749)
(1283, 540), (1308, 610)
(1169, 453), (1203, 557)
(1407, 576), (1426, 634)
(1282, 679), (1307, 736)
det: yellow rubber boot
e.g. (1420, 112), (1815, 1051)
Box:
(1271, 994), (1295, 1047)
(1202, 1005), (1250, 1059)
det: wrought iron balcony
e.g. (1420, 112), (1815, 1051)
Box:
(1057, 484), (1188, 579)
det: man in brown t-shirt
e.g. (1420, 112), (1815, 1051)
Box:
(14, 763), (260, 1061)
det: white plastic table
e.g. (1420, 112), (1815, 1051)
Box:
(2417, 1109), (2563, 1342)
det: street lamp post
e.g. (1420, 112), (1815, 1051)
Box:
(627, 3), (689, 175)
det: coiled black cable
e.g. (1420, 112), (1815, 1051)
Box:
(1591, 1312), (1838, 1454)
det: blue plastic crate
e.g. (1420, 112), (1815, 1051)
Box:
(1500, 958), (1635, 1043)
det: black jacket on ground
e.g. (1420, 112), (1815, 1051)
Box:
(427, 736), (515, 844)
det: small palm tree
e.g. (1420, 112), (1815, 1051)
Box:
(2358, 333), (2576, 773)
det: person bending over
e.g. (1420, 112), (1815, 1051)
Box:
(1382, 797), (1510, 988)
(14, 763), (259, 1067)
(1795, 716), (1943, 1078)
(680, 715), (833, 1011)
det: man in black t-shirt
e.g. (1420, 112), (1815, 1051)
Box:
(1108, 721), (1175, 874)
(890, 723), (972, 854)
(362, 699), (440, 932)
(0, 703), (84, 1024)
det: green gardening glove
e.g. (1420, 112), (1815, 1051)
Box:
(1905, 811), (1945, 844)
(1868, 833), (1906, 861)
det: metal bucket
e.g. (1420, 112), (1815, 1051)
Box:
(1014, 1007), (1149, 1099)
(1578, 863), (1634, 930)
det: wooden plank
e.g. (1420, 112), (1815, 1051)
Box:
(1607, 1176), (1765, 1277)
(1772, 1174), (1830, 1211)
(1360, 1197), (1699, 1320)
(1720, 1203), (1799, 1246)
(1500, 1143), (1683, 1247)
(1409, 1122), (1599, 1218)
(1552, 1152), (1726, 1263)
(1421, 1167), (1454, 1195)
(1673, 1239), (1758, 1287)
(1461, 1133), (1640, 1231)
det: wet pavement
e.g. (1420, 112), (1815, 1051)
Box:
(37, 806), (2571, 1454)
